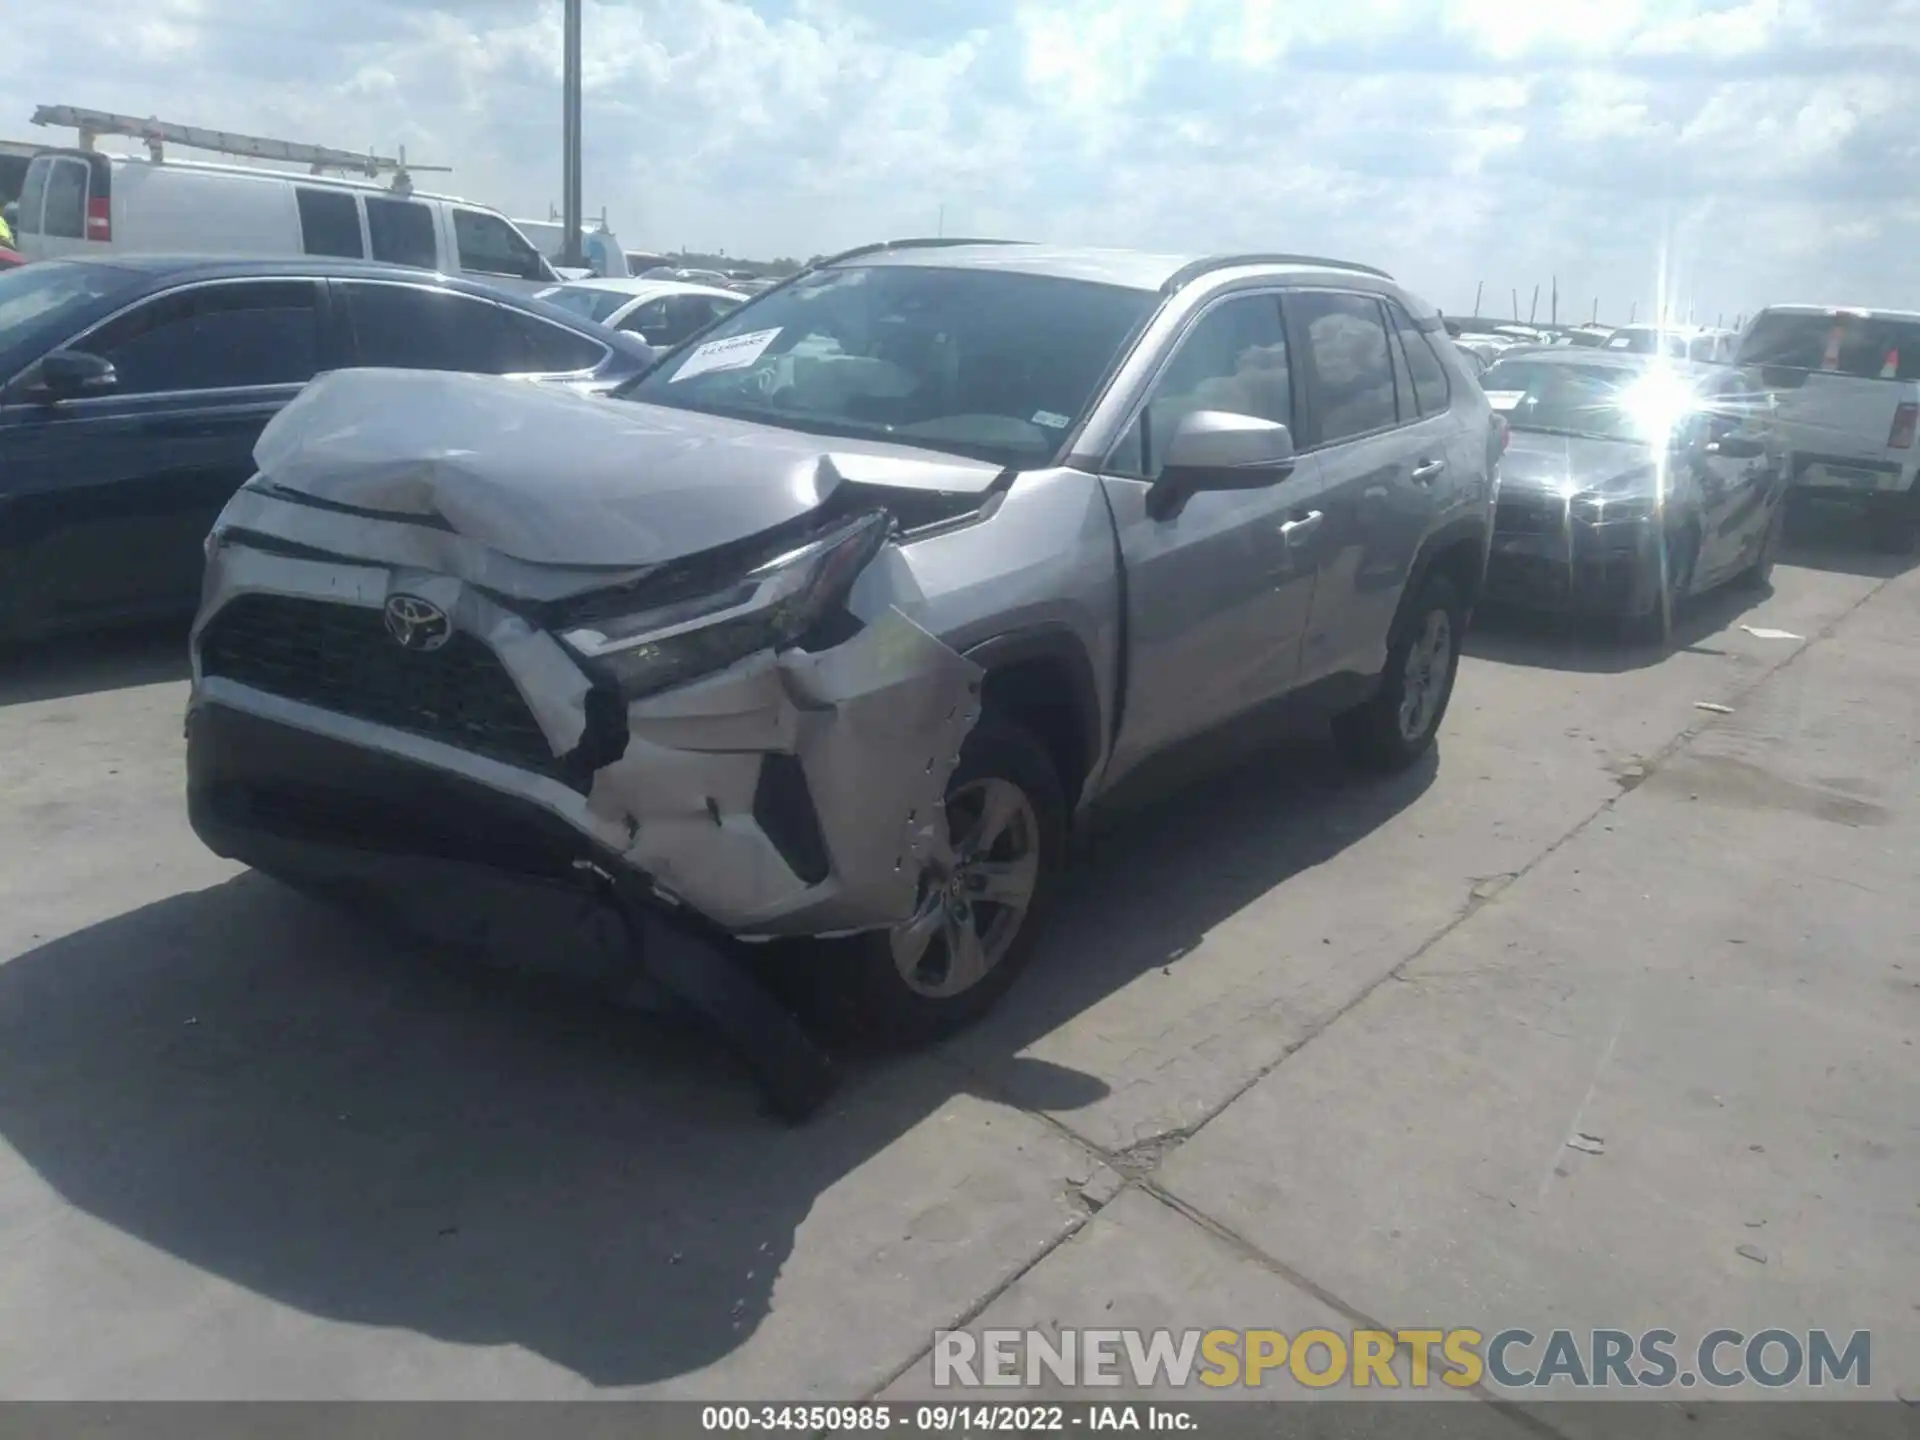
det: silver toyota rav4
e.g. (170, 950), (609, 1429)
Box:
(187, 240), (1499, 1058)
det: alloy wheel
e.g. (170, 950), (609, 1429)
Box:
(1397, 608), (1453, 742)
(890, 778), (1041, 1000)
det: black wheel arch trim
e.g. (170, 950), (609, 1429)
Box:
(960, 624), (1105, 797)
(1405, 512), (1494, 618)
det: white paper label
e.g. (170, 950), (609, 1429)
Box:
(670, 327), (782, 382)
(1031, 410), (1071, 429)
(1484, 390), (1526, 410)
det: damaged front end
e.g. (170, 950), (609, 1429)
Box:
(186, 370), (989, 951)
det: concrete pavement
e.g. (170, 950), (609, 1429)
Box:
(0, 511), (1914, 1421)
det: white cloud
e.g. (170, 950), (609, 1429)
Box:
(4, 0), (1920, 315)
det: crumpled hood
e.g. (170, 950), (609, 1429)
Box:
(1500, 429), (1658, 499)
(250, 368), (1005, 568)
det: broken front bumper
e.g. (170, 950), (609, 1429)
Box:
(187, 516), (983, 941)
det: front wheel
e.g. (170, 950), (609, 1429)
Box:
(1734, 501), (1785, 589)
(805, 714), (1066, 1048)
(1332, 572), (1465, 773)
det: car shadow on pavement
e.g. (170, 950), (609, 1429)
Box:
(1464, 580), (1771, 676)
(1778, 500), (1920, 580)
(0, 622), (192, 708)
(0, 708), (1428, 1392)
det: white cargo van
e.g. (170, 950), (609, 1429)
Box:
(15, 148), (562, 294)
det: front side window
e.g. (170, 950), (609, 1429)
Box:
(366, 197), (438, 270)
(83, 281), (322, 394)
(338, 282), (513, 372)
(620, 264), (1157, 469)
(454, 209), (548, 282)
(1293, 291), (1399, 443)
(500, 312), (607, 373)
(1110, 294), (1291, 478)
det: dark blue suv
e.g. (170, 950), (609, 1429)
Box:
(0, 256), (658, 643)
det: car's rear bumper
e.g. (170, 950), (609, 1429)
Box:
(1787, 451), (1916, 500)
(1481, 524), (1665, 617)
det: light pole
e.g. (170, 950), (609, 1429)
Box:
(561, 0), (584, 268)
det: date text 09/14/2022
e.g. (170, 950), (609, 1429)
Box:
(700, 1404), (1195, 1432)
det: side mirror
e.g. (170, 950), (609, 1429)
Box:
(31, 350), (118, 400)
(1148, 410), (1295, 520)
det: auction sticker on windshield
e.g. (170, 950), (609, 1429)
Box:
(1484, 390), (1526, 410)
(672, 327), (782, 382)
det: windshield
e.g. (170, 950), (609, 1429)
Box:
(542, 286), (634, 325)
(1479, 357), (1707, 444)
(1735, 310), (1920, 381)
(620, 263), (1158, 467)
(0, 261), (140, 346)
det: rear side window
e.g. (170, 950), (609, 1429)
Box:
(1293, 291), (1399, 443)
(1388, 301), (1451, 416)
(499, 312), (607, 373)
(453, 209), (548, 282)
(42, 159), (88, 240)
(1737, 311), (1920, 382)
(297, 188), (363, 259)
(338, 282), (516, 372)
(17, 158), (50, 235)
(83, 280), (322, 394)
(365, 197), (438, 269)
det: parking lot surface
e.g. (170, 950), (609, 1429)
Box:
(1, 510), (1915, 1413)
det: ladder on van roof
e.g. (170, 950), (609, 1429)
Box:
(29, 104), (451, 193)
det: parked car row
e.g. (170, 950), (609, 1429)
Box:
(0, 221), (1910, 1110)
(0, 256), (657, 641)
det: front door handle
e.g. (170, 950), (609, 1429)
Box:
(1279, 510), (1323, 544)
(1411, 458), (1448, 484)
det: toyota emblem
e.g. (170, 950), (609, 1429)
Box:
(383, 594), (452, 652)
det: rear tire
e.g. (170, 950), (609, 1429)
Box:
(799, 713), (1066, 1049)
(1332, 572), (1465, 773)
(1869, 493), (1920, 555)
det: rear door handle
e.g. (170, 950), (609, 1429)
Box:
(1279, 510), (1323, 544)
(1411, 458), (1448, 484)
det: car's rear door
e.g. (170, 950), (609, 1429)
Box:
(1283, 289), (1449, 685)
(0, 276), (327, 633)
(1737, 308), (1920, 498)
(1098, 289), (1322, 779)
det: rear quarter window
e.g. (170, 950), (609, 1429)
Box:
(1738, 311), (1920, 381)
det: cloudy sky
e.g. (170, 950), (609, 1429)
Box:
(7, 0), (1918, 323)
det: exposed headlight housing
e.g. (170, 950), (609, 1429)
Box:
(560, 509), (894, 697)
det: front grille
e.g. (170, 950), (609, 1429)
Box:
(199, 594), (563, 779)
(1496, 494), (1566, 536)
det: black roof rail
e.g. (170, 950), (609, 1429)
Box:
(1160, 252), (1393, 294)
